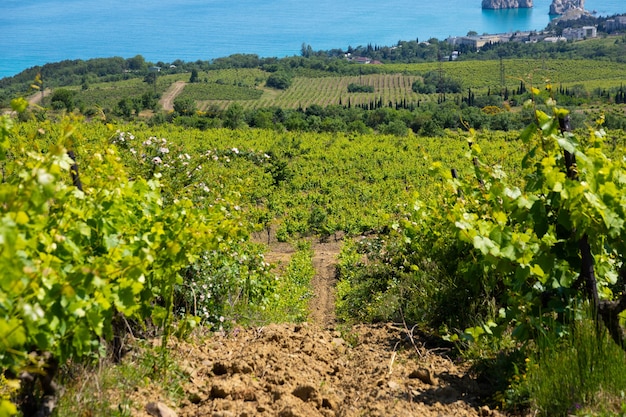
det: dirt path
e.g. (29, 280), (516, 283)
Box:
(128, 236), (504, 417)
(28, 88), (51, 106)
(253, 232), (341, 327)
(134, 322), (500, 417)
(159, 81), (186, 111)
(2, 88), (51, 115)
(308, 240), (341, 328)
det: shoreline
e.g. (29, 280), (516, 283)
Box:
(0, 4), (623, 80)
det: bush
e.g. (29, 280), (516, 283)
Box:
(50, 88), (75, 111)
(266, 72), (292, 90)
(173, 98), (196, 115)
(347, 83), (374, 93)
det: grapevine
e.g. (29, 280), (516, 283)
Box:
(416, 96), (626, 345)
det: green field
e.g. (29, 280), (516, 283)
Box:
(181, 59), (626, 110)
(46, 58), (626, 113)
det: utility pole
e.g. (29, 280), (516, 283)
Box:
(499, 56), (505, 97)
(437, 49), (445, 103)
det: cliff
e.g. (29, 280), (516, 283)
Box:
(549, 0), (585, 15)
(481, 0), (533, 9)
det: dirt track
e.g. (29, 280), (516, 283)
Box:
(129, 238), (504, 417)
(308, 240), (340, 328)
(28, 88), (51, 106)
(160, 81), (186, 111)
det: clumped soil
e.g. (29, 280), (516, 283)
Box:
(163, 322), (502, 417)
(132, 238), (505, 417)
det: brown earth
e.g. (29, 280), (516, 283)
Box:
(160, 81), (187, 111)
(28, 88), (51, 106)
(131, 236), (506, 417)
(1, 88), (51, 115)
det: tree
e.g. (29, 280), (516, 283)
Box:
(347, 83), (374, 93)
(224, 103), (246, 129)
(301, 43), (313, 58)
(50, 88), (75, 112)
(173, 98), (196, 115)
(126, 54), (147, 71)
(190, 69), (199, 83)
(116, 97), (134, 118)
(412, 78), (436, 94)
(144, 72), (158, 94)
(266, 72), (292, 90)
(141, 92), (157, 110)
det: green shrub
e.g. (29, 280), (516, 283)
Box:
(266, 72), (292, 90)
(261, 241), (314, 323)
(347, 83), (374, 93)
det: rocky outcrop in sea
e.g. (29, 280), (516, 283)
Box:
(481, 0), (533, 9)
(549, 0), (585, 15)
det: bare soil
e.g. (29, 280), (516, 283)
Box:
(160, 81), (186, 111)
(28, 88), (51, 106)
(132, 237), (505, 417)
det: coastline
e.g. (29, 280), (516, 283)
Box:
(0, 0), (624, 79)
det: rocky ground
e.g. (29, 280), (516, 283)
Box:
(135, 238), (507, 417)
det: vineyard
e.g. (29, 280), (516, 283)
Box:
(4, 49), (626, 416)
(45, 58), (626, 114)
(247, 74), (426, 110)
(177, 58), (626, 112)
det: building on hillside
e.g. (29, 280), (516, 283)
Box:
(562, 26), (597, 40)
(444, 51), (460, 61)
(447, 34), (507, 49)
(605, 15), (626, 32)
(348, 56), (382, 65)
(543, 36), (567, 43)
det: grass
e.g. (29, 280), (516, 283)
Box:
(529, 321), (626, 416)
(178, 82), (263, 102)
(493, 317), (626, 417)
(53, 343), (185, 417)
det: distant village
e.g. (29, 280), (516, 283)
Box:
(346, 13), (626, 64)
(448, 13), (626, 50)
(446, 25), (597, 51)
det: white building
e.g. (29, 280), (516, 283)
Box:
(605, 16), (626, 32)
(562, 26), (597, 41)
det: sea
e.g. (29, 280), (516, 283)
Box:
(0, 0), (624, 79)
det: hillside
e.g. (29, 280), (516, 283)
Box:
(4, 27), (626, 417)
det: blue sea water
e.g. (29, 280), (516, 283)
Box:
(0, 0), (624, 79)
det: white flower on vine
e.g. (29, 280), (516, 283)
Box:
(36, 169), (53, 185)
(152, 156), (162, 164)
